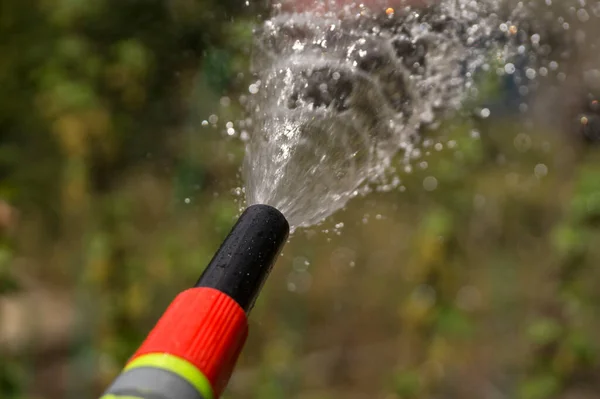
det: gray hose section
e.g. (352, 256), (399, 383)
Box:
(103, 366), (206, 399)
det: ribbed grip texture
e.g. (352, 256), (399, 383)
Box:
(129, 287), (248, 398)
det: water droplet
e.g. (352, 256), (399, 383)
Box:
(292, 40), (304, 51)
(288, 272), (312, 294)
(474, 194), (486, 209)
(293, 257), (310, 272)
(423, 176), (438, 191)
(480, 108), (491, 118)
(421, 110), (434, 124)
(208, 114), (218, 124)
(514, 133), (532, 152)
(220, 97), (231, 107)
(534, 163), (548, 178)
(504, 63), (516, 74)
(578, 8), (590, 21)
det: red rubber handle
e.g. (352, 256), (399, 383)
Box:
(129, 287), (248, 397)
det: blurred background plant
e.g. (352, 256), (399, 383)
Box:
(1, 1), (600, 399)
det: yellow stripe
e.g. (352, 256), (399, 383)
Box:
(124, 353), (214, 399)
(100, 395), (144, 399)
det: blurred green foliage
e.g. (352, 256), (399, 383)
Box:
(1, 1), (600, 399)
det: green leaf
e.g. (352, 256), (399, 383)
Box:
(203, 48), (233, 93)
(115, 39), (151, 75)
(567, 332), (598, 366)
(435, 307), (474, 339)
(58, 35), (89, 60)
(551, 224), (586, 256)
(51, 80), (98, 111)
(422, 208), (453, 237)
(0, 357), (25, 397)
(0, 274), (20, 295)
(519, 374), (560, 399)
(526, 318), (562, 346)
(394, 370), (421, 398)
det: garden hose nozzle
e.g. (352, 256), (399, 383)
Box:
(101, 204), (289, 399)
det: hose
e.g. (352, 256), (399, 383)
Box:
(100, 204), (289, 399)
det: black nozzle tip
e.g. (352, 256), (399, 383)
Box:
(195, 204), (289, 313)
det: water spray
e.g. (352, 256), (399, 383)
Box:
(96, 0), (600, 396)
(244, 0), (503, 228)
(100, 204), (289, 399)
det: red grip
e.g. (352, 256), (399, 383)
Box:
(130, 287), (248, 397)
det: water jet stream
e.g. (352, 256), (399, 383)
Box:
(241, 0), (598, 229)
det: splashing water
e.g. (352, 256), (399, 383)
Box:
(241, 0), (600, 228)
